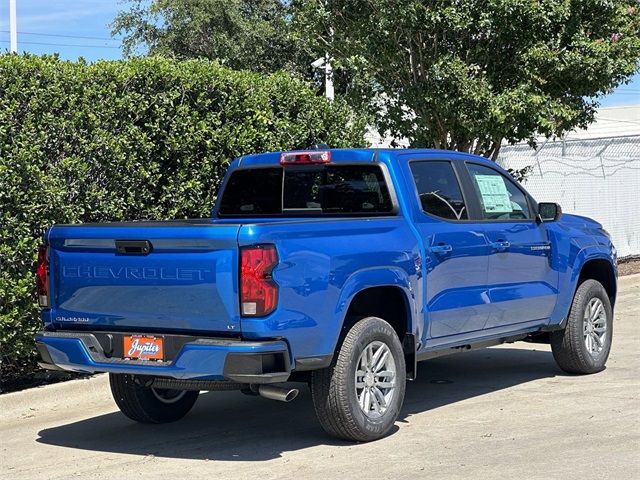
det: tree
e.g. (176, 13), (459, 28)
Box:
(112, 0), (316, 78)
(298, 0), (640, 158)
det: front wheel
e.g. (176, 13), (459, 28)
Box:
(550, 279), (613, 374)
(109, 373), (199, 423)
(311, 316), (406, 441)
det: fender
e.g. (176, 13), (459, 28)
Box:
(547, 244), (616, 329)
(331, 266), (418, 353)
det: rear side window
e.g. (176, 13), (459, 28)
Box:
(410, 161), (468, 220)
(466, 163), (531, 220)
(218, 165), (394, 216)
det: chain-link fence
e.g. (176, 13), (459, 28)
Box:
(498, 135), (640, 258)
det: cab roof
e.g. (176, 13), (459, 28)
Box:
(237, 148), (495, 168)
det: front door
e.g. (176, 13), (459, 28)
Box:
(464, 162), (558, 328)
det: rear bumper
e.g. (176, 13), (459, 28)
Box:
(35, 331), (291, 383)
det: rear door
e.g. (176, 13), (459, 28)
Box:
(463, 162), (558, 327)
(408, 160), (491, 341)
(48, 222), (241, 334)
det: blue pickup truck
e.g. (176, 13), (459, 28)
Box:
(35, 148), (616, 441)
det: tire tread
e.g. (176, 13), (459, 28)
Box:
(109, 373), (198, 423)
(550, 279), (612, 374)
(311, 317), (405, 441)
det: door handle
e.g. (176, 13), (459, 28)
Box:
(429, 244), (453, 255)
(490, 240), (511, 252)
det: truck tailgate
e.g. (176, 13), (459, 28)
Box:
(47, 221), (240, 334)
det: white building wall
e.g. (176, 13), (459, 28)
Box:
(498, 135), (640, 258)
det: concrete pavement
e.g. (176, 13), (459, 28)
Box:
(2, 274), (639, 480)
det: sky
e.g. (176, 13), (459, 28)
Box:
(0, 0), (638, 107)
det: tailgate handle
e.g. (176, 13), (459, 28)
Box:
(115, 240), (152, 255)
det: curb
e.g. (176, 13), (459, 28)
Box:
(0, 373), (109, 419)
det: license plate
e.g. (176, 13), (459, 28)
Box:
(123, 335), (164, 361)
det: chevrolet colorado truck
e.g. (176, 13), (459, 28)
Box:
(35, 148), (617, 441)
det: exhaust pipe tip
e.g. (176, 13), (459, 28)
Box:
(256, 384), (299, 402)
(283, 388), (299, 402)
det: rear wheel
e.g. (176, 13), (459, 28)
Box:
(109, 373), (199, 423)
(550, 279), (613, 374)
(310, 316), (406, 441)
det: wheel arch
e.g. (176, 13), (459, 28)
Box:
(342, 285), (413, 343)
(336, 268), (416, 337)
(331, 268), (418, 377)
(575, 257), (617, 308)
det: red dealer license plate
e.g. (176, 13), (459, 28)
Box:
(123, 335), (164, 361)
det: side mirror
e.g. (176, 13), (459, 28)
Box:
(538, 202), (562, 222)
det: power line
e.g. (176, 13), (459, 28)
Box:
(0, 30), (120, 42)
(0, 40), (120, 49)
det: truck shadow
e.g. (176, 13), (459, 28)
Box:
(37, 347), (564, 461)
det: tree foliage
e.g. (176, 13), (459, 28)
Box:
(112, 0), (316, 78)
(298, 0), (640, 157)
(0, 55), (365, 389)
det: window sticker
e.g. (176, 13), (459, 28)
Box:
(474, 174), (513, 213)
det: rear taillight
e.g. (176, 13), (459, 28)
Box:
(240, 245), (278, 316)
(36, 245), (50, 308)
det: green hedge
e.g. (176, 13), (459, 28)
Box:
(0, 55), (366, 389)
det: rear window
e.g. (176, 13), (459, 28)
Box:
(218, 165), (394, 216)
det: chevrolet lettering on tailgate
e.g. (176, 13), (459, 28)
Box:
(62, 265), (212, 281)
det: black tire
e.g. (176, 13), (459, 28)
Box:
(310, 316), (406, 442)
(109, 373), (199, 423)
(550, 279), (613, 374)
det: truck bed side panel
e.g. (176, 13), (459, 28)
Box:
(237, 217), (419, 360)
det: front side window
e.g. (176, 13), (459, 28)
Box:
(466, 163), (531, 220)
(410, 161), (468, 220)
(218, 164), (393, 216)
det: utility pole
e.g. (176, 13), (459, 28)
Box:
(310, 3), (334, 100)
(324, 19), (334, 101)
(9, 0), (17, 53)
(324, 51), (334, 101)
(311, 35), (334, 99)
(311, 55), (334, 101)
